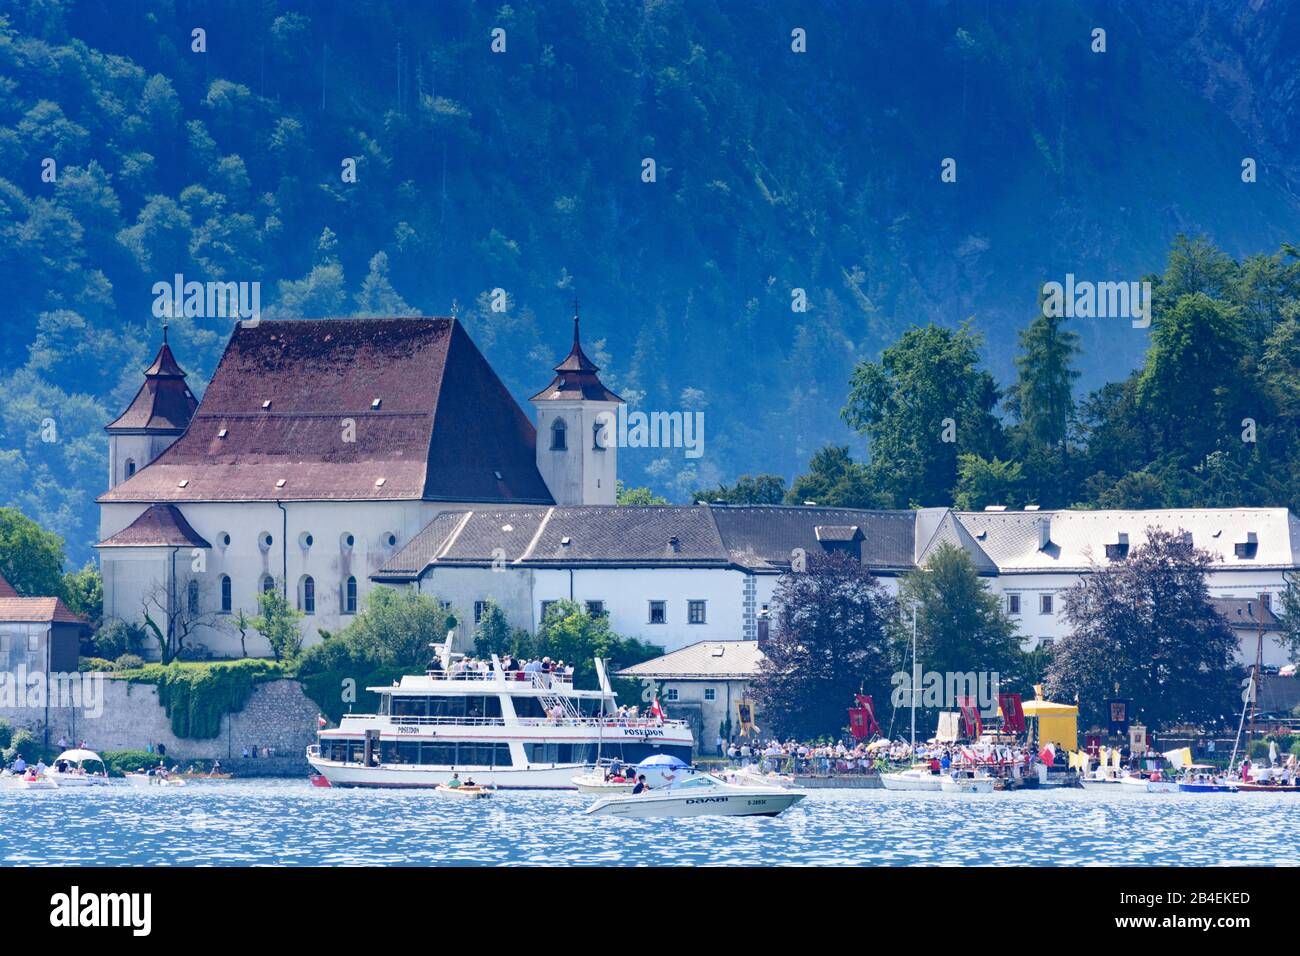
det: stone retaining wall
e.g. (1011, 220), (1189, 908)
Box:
(0, 677), (318, 769)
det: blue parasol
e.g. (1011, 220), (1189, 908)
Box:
(636, 754), (689, 770)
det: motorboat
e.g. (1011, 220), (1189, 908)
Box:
(724, 765), (798, 789)
(45, 749), (111, 787)
(1119, 773), (1177, 794)
(12, 771), (58, 791)
(584, 773), (805, 818)
(880, 765), (943, 792)
(571, 762), (636, 794)
(1177, 765), (1237, 793)
(940, 769), (995, 794)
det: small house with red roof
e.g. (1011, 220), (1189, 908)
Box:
(0, 571), (87, 674)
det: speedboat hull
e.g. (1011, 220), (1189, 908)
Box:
(1120, 775), (1177, 793)
(940, 776), (994, 794)
(880, 769), (943, 792)
(572, 772), (635, 794)
(586, 787), (805, 818)
(1178, 782), (1237, 793)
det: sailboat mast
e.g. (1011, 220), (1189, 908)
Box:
(910, 605), (918, 751)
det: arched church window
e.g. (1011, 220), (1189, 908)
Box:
(345, 576), (358, 614)
(219, 575), (232, 614)
(551, 418), (567, 451)
(187, 579), (200, 616)
(299, 575), (315, 615)
(125, 459), (136, 478)
(593, 420), (608, 451)
(262, 575), (275, 594)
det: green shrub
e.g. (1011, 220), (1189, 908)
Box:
(92, 619), (146, 660)
(3, 728), (42, 763)
(0, 720), (11, 751)
(79, 657), (115, 672)
(114, 653), (145, 670)
(101, 749), (165, 776)
(118, 660), (287, 738)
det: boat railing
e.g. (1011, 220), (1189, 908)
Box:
(333, 714), (690, 729)
(421, 668), (575, 689)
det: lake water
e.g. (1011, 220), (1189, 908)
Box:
(1, 780), (1296, 866)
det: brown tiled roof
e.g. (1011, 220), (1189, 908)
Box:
(106, 338), (199, 433)
(98, 318), (554, 504)
(97, 504), (212, 549)
(530, 316), (623, 403)
(0, 597), (86, 626)
(0, 572), (16, 598)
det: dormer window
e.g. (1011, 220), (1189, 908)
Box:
(217, 428), (228, 439)
(1105, 533), (1129, 561)
(551, 418), (568, 451)
(371, 398), (382, 409)
(261, 400), (272, 410)
(1234, 533), (1259, 559)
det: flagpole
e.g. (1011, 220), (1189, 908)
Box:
(910, 604), (918, 754)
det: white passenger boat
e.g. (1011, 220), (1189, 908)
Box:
(12, 773), (58, 791)
(44, 749), (111, 787)
(585, 773), (805, 818)
(308, 641), (694, 789)
(881, 765), (944, 792)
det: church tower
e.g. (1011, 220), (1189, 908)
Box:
(530, 307), (623, 505)
(105, 326), (198, 489)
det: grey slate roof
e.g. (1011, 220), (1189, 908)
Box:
(617, 640), (764, 680)
(950, 508), (1300, 573)
(1209, 597), (1281, 630)
(376, 504), (918, 580)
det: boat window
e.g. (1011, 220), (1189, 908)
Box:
(393, 697), (430, 717)
(421, 742), (457, 765)
(511, 696), (549, 719)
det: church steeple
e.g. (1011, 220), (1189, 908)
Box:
(105, 327), (199, 489)
(531, 301), (622, 404)
(529, 303), (624, 506)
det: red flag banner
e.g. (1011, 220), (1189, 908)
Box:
(998, 693), (1025, 734)
(848, 707), (870, 739)
(957, 696), (982, 739)
(855, 694), (881, 737)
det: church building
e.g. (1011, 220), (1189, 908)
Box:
(97, 315), (1300, 665)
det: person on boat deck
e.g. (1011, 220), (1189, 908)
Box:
(632, 774), (649, 794)
(447, 773), (462, 788)
(464, 777), (476, 787)
(12, 756), (25, 774)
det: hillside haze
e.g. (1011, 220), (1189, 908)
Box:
(2, 0), (1300, 561)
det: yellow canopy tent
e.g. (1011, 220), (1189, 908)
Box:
(1021, 699), (1078, 751)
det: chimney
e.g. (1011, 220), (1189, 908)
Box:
(668, 535), (680, 553)
(1037, 516), (1051, 551)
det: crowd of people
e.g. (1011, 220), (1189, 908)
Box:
(723, 738), (1048, 776)
(430, 654), (576, 684)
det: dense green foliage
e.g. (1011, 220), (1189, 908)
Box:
(1046, 529), (1242, 728)
(751, 551), (896, 739)
(296, 586), (454, 721)
(894, 543), (1027, 706)
(119, 659), (287, 739)
(3, 2), (1298, 562)
(251, 586), (305, 662)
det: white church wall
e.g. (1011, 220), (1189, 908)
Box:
(99, 499), (449, 657)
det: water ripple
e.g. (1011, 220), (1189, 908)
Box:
(0, 782), (1294, 866)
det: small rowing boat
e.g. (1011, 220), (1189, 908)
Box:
(434, 784), (492, 799)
